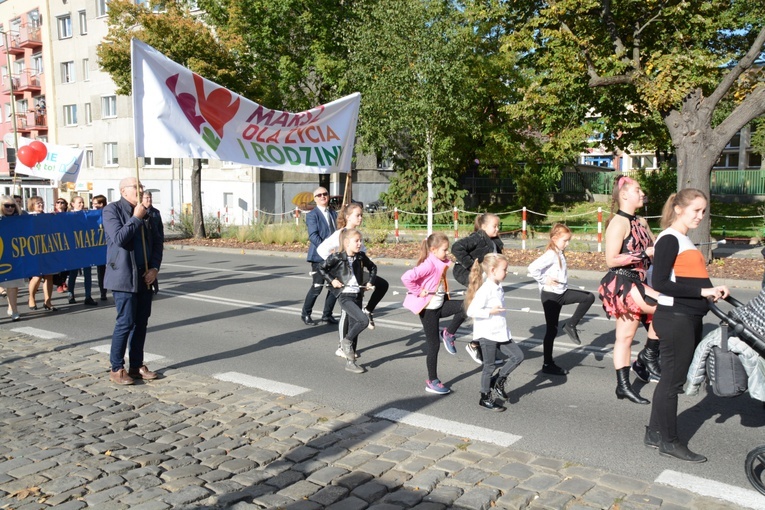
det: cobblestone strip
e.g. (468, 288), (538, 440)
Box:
(0, 332), (740, 509)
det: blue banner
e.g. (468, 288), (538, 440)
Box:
(0, 211), (106, 282)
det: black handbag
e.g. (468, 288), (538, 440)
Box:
(706, 323), (748, 398)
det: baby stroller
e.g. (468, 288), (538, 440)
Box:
(686, 292), (765, 495)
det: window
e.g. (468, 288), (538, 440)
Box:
(31, 53), (42, 75)
(714, 152), (739, 169)
(61, 61), (74, 83)
(223, 192), (233, 208)
(82, 59), (89, 81)
(101, 95), (116, 118)
(27, 9), (41, 28)
(57, 14), (72, 39)
(97, 0), (109, 17)
(726, 131), (742, 149)
(63, 104), (77, 126)
(147, 189), (161, 204)
(84, 147), (93, 169)
(4, 103), (10, 122)
(144, 157), (171, 167)
(78, 10), (87, 35)
(84, 103), (92, 124)
(104, 142), (118, 165)
(16, 99), (27, 114)
(630, 155), (655, 170)
(582, 155), (614, 168)
(749, 152), (762, 169)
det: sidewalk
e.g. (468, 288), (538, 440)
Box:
(0, 329), (748, 509)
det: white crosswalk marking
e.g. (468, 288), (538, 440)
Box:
(375, 407), (522, 447)
(655, 470), (765, 509)
(213, 371), (310, 396)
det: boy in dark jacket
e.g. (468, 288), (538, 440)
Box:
(320, 228), (377, 374)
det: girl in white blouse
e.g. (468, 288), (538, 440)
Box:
(528, 224), (595, 376)
(465, 253), (524, 412)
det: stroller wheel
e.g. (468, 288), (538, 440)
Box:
(745, 444), (765, 496)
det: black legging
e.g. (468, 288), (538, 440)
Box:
(648, 310), (702, 442)
(337, 293), (369, 352)
(540, 289), (595, 364)
(418, 300), (466, 381)
(365, 276), (389, 313)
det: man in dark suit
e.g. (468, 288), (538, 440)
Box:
(103, 177), (164, 385)
(301, 186), (338, 325)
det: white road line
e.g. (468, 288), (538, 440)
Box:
(213, 371), (310, 396)
(11, 327), (67, 339)
(90, 344), (165, 363)
(655, 470), (765, 509)
(164, 263), (308, 281)
(374, 407), (522, 448)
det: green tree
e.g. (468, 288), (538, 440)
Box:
(97, 0), (254, 238)
(501, 0), (765, 252)
(344, 0), (479, 232)
(196, 0), (352, 111)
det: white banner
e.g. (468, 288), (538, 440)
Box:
(131, 38), (360, 174)
(6, 135), (83, 183)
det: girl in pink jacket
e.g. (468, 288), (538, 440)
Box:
(402, 232), (466, 395)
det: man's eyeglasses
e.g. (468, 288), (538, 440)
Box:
(314, 192), (328, 198)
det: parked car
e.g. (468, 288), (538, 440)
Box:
(364, 200), (387, 213)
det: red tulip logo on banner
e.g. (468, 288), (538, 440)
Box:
(8, 135), (84, 183)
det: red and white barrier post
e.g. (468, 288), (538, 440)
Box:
(522, 207), (527, 250)
(294, 207), (300, 226)
(394, 207), (400, 244)
(597, 207), (603, 253)
(217, 210), (221, 235)
(170, 208), (175, 228)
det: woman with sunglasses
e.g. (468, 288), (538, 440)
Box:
(1, 196), (23, 320)
(26, 196), (56, 311)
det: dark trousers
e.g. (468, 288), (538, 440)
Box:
(302, 261), (337, 319)
(110, 287), (154, 371)
(365, 276), (389, 313)
(479, 339), (524, 393)
(68, 267), (93, 299)
(648, 310), (702, 442)
(338, 293), (369, 352)
(541, 289), (594, 364)
(418, 300), (466, 381)
(97, 265), (106, 298)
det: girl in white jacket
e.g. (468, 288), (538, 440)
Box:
(465, 253), (524, 411)
(528, 224), (594, 376)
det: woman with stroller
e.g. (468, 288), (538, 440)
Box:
(645, 188), (729, 463)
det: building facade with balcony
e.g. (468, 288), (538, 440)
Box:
(0, 3), (55, 206)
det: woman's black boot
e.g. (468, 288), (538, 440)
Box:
(492, 376), (508, 400)
(638, 339), (661, 380)
(615, 367), (650, 404)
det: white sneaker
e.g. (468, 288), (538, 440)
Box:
(335, 346), (359, 359)
(465, 343), (483, 364)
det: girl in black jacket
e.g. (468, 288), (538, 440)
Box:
(452, 213), (504, 362)
(320, 228), (377, 374)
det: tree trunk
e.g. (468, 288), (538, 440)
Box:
(191, 158), (205, 238)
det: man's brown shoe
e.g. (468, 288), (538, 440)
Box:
(128, 365), (158, 380)
(110, 368), (135, 385)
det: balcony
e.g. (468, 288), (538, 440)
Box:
(18, 25), (42, 50)
(2, 33), (24, 56)
(16, 72), (41, 93)
(13, 112), (46, 133)
(1, 75), (21, 96)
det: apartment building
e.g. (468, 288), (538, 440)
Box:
(0, 3), (56, 206)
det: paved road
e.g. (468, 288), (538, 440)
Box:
(1, 247), (764, 509)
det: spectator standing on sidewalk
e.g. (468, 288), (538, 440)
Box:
(92, 195), (108, 301)
(142, 191), (164, 244)
(300, 187), (338, 326)
(104, 177), (163, 385)
(66, 196), (97, 306)
(1, 196), (23, 321)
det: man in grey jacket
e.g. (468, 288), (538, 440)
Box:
(104, 177), (164, 385)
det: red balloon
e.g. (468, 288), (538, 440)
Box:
(28, 140), (47, 162)
(17, 145), (37, 168)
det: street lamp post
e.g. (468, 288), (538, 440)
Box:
(2, 29), (20, 194)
